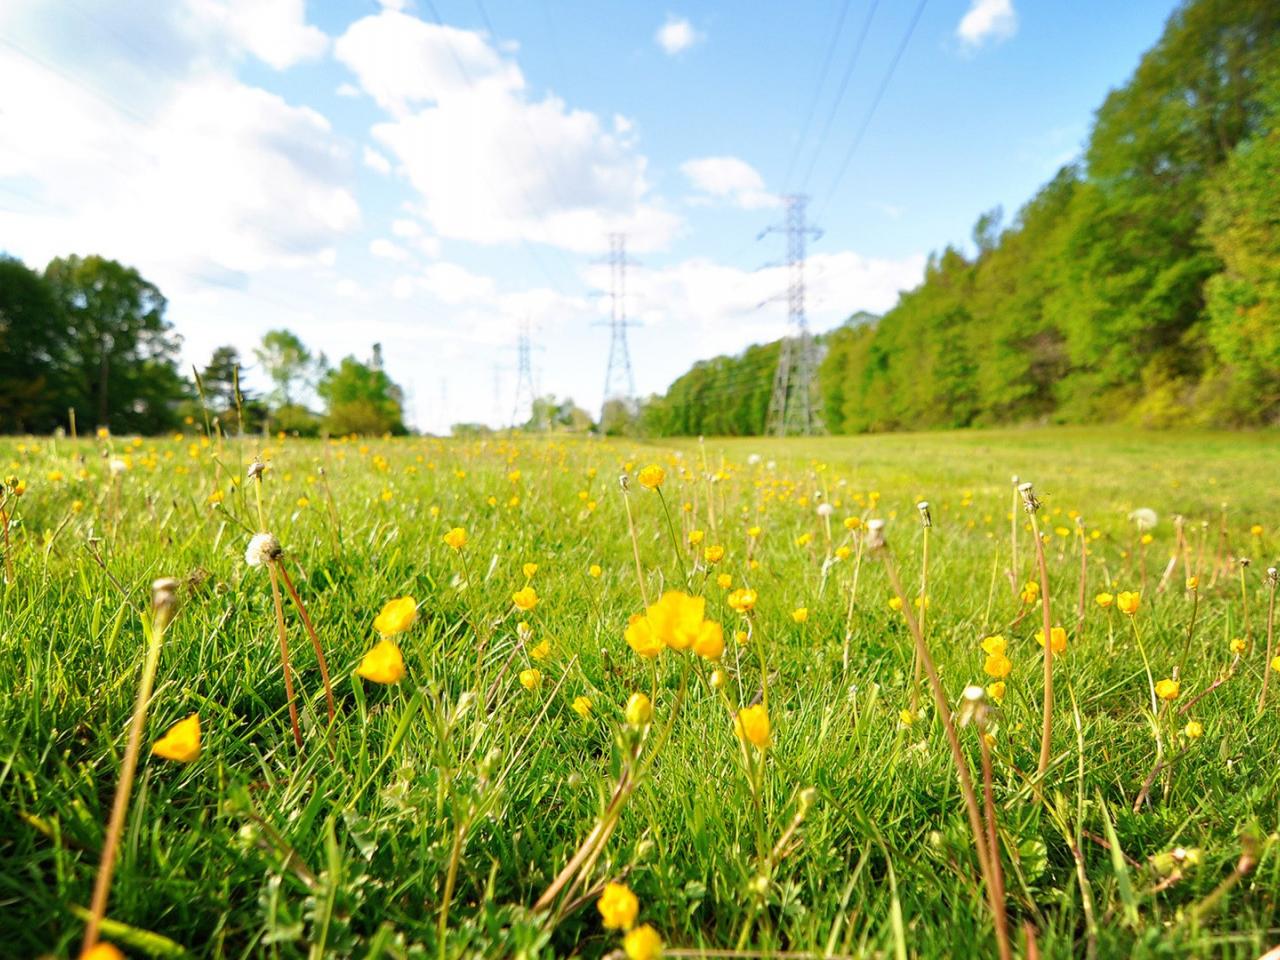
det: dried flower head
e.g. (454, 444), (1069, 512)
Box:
(244, 532), (281, 567)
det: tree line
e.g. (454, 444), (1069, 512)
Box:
(0, 254), (408, 436)
(646, 0), (1280, 435)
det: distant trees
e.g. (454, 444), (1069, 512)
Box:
(646, 0), (1280, 435)
(0, 253), (408, 436)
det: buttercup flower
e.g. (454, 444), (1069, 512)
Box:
(373, 596), (417, 636)
(625, 692), (652, 726)
(83, 945), (126, 960)
(727, 588), (758, 613)
(716, 573), (733, 589)
(523, 562), (538, 579)
(152, 713), (201, 763)
(1183, 720), (1203, 739)
(1095, 592), (1114, 608)
(1117, 591), (1141, 615)
(572, 696), (593, 718)
(624, 924), (663, 960)
(1155, 678), (1180, 701)
(984, 652), (1012, 679)
(530, 639), (552, 661)
(598, 881), (639, 930)
(988, 681), (1006, 700)
(704, 545), (725, 564)
(980, 635), (1006, 655)
(625, 613), (664, 658)
(637, 465), (666, 490)
(887, 595), (903, 612)
(692, 619), (724, 660)
(443, 527), (468, 549)
(589, 564), (603, 578)
(520, 668), (542, 691)
(357, 639), (406, 684)
(735, 703), (770, 749)
(1230, 637), (1247, 655)
(512, 586), (539, 612)
(1035, 626), (1068, 654)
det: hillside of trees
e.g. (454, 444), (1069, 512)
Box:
(0, 254), (408, 436)
(647, 0), (1280, 434)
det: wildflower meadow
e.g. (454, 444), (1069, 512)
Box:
(2, 426), (1279, 959)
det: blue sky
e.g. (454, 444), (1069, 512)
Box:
(0, 0), (1178, 432)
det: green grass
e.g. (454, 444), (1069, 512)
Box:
(2, 427), (1279, 959)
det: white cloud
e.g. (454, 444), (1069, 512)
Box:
(370, 238), (410, 261)
(680, 156), (777, 210)
(957, 0), (1017, 48)
(363, 145), (393, 174)
(336, 82), (361, 98)
(337, 10), (680, 253)
(655, 15), (702, 56)
(188, 0), (329, 69)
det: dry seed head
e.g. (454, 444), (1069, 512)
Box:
(247, 460), (267, 480)
(1240, 557), (1251, 568)
(152, 577), (180, 629)
(618, 473), (630, 492)
(1018, 481), (1040, 512)
(866, 518), (886, 550)
(1267, 567), (1279, 586)
(916, 501), (932, 527)
(245, 532), (282, 568)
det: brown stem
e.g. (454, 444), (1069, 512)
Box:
(1258, 578), (1277, 714)
(1028, 513), (1055, 779)
(277, 562), (336, 725)
(269, 563), (304, 749)
(978, 731), (1011, 960)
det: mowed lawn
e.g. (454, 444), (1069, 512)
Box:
(1, 426), (1279, 959)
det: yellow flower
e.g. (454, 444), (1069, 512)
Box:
(898, 708), (916, 727)
(704, 545), (725, 564)
(522, 562), (538, 579)
(152, 713), (201, 763)
(645, 591), (706, 650)
(625, 692), (652, 726)
(589, 563), (603, 578)
(357, 640), (406, 684)
(887, 596), (903, 612)
(623, 923), (664, 960)
(623, 611), (663, 657)
(1140, 533), (1154, 545)
(1185, 576), (1198, 590)
(1183, 720), (1203, 739)
(1034, 626), (1068, 654)
(1155, 678), (1180, 701)
(373, 596), (417, 636)
(710, 669), (726, 689)
(1250, 523), (1263, 536)
(791, 607), (808, 624)
(1020, 581), (1039, 604)
(1095, 592), (1114, 608)
(984, 652), (1012, 679)
(727, 588), (757, 613)
(83, 945), (126, 960)
(735, 703), (770, 749)
(980, 635), (1006, 655)
(716, 573), (733, 589)
(1117, 591), (1141, 616)
(530, 639), (551, 661)
(1271, 655), (1280, 673)
(693, 619), (725, 660)
(512, 586), (539, 612)
(843, 516), (861, 530)
(795, 532), (813, 547)
(747, 525), (762, 538)
(688, 529), (705, 546)
(572, 696), (593, 718)
(988, 681), (1006, 700)
(637, 465), (666, 489)
(519, 668), (542, 691)
(1230, 637), (1247, 655)
(597, 881), (639, 931)
(443, 527), (468, 549)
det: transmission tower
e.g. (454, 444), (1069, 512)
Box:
(596, 232), (641, 424)
(762, 195), (824, 436)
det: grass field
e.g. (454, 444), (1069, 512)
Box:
(2, 427), (1279, 959)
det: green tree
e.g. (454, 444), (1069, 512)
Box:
(0, 256), (66, 432)
(43, 254), (186, 433)
(317, 345), (406, 435)
(255, 329), (318, 408)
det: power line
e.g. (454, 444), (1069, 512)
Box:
(593, 233), (642, 423)
(796, 0), (881, 191)
(761, 195), (824, 436)
(818, 0), (929, 220)
(780, 0), (854, 190)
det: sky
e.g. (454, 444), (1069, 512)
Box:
(0, 0), (1180, 433)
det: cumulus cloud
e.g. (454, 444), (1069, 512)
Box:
(188, 0), (329, 69)
(957, 0), (1017, 49)
(336, 9), (680, 253)
(655, 15), (702, 56)
(363, 145), (393, 174)
(680, 156), (777, 210)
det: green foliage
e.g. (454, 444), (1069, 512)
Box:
(0, 256), (66, 432)
(255, 329), (319, 408)
(317, 346), (407, 436)
(647, 0), (1280, 435)
(42, 255), (188, 433)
